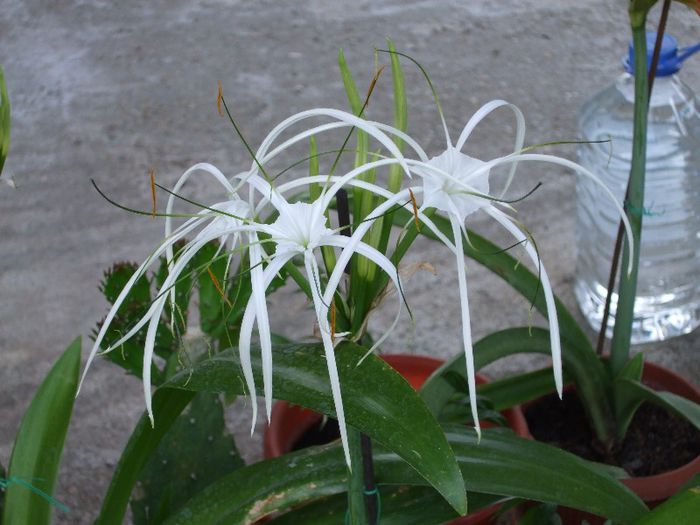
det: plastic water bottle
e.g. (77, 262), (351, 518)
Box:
(574, 32), (700, 344)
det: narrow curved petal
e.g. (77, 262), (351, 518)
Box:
(454, 100), (525, 197)
(249, 239), (274, 422)
(164, 163), (238, 317)
(78, 215), (209, 396)
(486, 206), (563, 398)
(238, 251), (294, 434)
(450, 215), (481, 441)
(458, 153), (635, 275)
(250, 108), (411, 181)
(303, 251), (352, 468)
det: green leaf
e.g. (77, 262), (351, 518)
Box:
(614, 377), (700, 440)
(338, 48), (370, 226)
(95, 389), (195, 525)
(163, 342), (467, 515)
(268, 487), (502, 525)
(130, 392), (244, 524)
(633, 484), (700, 524)
(163, 442), (347, 524)
(420, 327), (614, 443)
(0, 65), (10, 176)
(477, 367), (564, 411)
(613, 354), (645, 437)
(386, 38), (407, 195)
(373, 37), (408, 292)
(443, 427), (647, 524)
(618, 353), (644, 381)
(164, 427), (647, 525)
(3, 338), (81, 525)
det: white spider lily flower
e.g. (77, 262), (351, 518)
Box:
(405, 99), (635, 439)
(236, 181), (407, 469)
(78, 186), (252, 424)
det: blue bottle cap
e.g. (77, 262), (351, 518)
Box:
(624, 32), (700, 77)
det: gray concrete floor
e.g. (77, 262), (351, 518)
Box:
(1, 1), (699, 523)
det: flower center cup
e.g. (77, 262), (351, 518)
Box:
(422, 147), (491, 221)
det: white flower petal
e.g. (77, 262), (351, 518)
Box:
(250, 108), (410, 180)
(454, 100), (525, 198)
(486, 206), (563, 398)
(303, 252), (352, 468)
(449, 215), (481, 441)
(78, 216), (209, 396)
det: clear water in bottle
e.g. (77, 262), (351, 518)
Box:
(574, 33), (700, 344)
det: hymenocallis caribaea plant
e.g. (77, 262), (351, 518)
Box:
(81, 39), (640, 523)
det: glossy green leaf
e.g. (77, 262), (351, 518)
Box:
(130, 392), (243, 524)
(163, 342), (467, 515)
(634, 485), (700, 524)
(95, 388), (195, 525)
(477, 367), (564, 411)
(613, 353), (645, 437)
(614, 377), (700, 440)
(338, 48), (370, 227)
(442, 427), (647, 524)
(3, 338), (81, 525)
(163, 442), (347, 524)
(164, 427), (646, 525)
(386, 37), (407, 195)
(0, 65), (9, 176)
(268, 487), (502, 525)
(420, 327), (614, 442)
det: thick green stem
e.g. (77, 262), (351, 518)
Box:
(346, 428), (369, 524)
(610, 13), (650, 376)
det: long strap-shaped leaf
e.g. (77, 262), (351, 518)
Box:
(267, 487), (502, 525)
(3, 338), (81, 525)
(615, 377), (700, 440)
(163, 342), (467, 516)
(95, 388), (195, 525)
(420, 327), (615, 443)
(633, 482), (700, 525)
(163, 427), (647, 525)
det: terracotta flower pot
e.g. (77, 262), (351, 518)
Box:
(528, 361), (700, 525)
(264, 353), (528, 525)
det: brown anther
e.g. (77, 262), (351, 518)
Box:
(365, 65), (386, 104)
(408, 188), (421, 231)
(207, 267), (232, 307)
(217, 81), (224, 117)
(149, 168), (157, 218)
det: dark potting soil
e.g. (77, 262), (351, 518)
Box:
(524, 391), (700, 477)
(291, 417), (341, 451)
